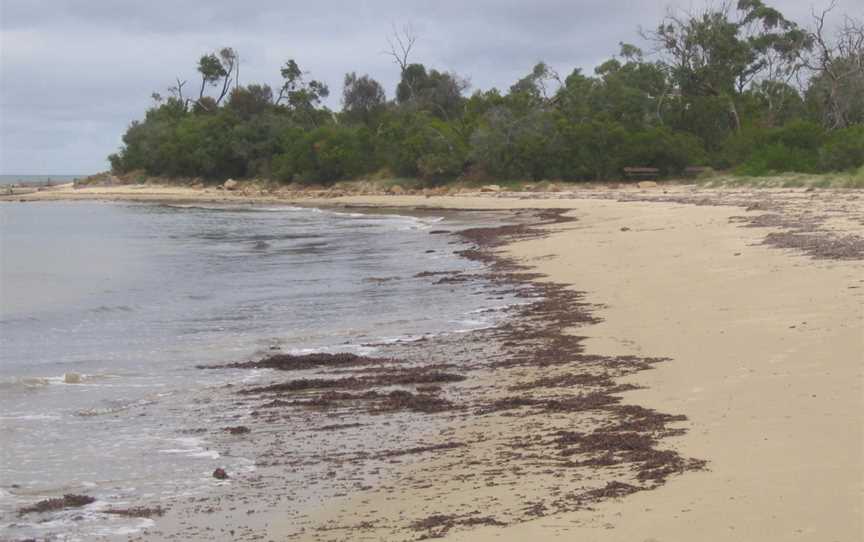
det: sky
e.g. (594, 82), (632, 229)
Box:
(0, 0), (855, 175)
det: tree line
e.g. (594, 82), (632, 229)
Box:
(109, 1), (864, 184)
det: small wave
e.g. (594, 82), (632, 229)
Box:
(158, 437), (219, 459)
(164, 203), (311, 213)
(466, 301), (531, 315)
(0, 372), (123, 393)
(91, 518), (156, 537)
(76, 397), (154, 417)
(90, 304), (135, 314)
(0, 375), (62, 391)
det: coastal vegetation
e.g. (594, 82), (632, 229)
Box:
(108, 1), (864, 185)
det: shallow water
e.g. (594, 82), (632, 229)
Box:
(0, 201), (513, 540)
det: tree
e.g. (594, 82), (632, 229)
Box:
(385, 24), (418, 73)
(226, 84), (274, 120)
(509, 62), (561, 105)
(215, 47), (238, 105)
(342, 72), (386, 125)
(648, 1), (809, 134)
(276, 59), (330, 125)
(802, 4), (864, 128)
(197, 53), (227, 103)
(194, 47), (239, 109)
(396, 64), (469, 119)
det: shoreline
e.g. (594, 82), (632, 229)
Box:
(137, 207), (709, 541)
(6, 184), (863, 540)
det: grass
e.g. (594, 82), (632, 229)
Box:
(694, 169), (864, 189)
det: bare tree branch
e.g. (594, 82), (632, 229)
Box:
(384, 23), (417, 73)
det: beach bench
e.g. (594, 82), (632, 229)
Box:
(623, 167), (660, 181)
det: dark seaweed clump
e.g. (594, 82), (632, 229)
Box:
(18, 494), (95, 515)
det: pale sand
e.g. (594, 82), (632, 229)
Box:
(455, 201), (863, 541)
(296, 196), (863, 541)
(6, 184), (863, 540)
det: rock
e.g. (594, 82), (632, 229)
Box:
(224, 426), (250, 435)
(64, 373), (82, 384)
(223, 179), (239, 191)
(388, 185), (405, 195)
(481, 184), (502, 193)
(213, 468), (229, 480)
(637, 181), (658, 188)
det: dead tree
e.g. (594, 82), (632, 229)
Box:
(168, 77), (191, 110)
(803, 2), (864, 128)
(384, 23), (417, 73)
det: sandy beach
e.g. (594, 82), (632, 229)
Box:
(5, 183), (863, 541)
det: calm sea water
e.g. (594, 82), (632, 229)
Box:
(0, 174), (84, 186)
(0, 201), (511, 540)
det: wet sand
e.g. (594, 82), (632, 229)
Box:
(7, 183), (863, 540)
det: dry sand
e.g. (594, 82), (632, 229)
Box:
(454, 200), (863, 541)
(5, 183), (863, 540)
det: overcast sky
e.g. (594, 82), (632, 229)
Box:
(0, 0), (855, 175)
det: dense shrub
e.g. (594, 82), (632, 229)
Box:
(272, 125), (375, 184)
(621, 127), (707, 175)
(737, 143), (820, 176)
(735, 121), (825, 176)
(820, 125), (864, 172)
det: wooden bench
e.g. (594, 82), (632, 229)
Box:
(623, 167), (660, 181)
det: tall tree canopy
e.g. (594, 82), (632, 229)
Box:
(110, 2), (864, 184)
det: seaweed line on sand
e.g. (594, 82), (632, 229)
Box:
(160, 208), (706, 542)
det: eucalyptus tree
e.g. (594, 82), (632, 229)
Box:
(648, 0), (810, 135)
(276, 59), (330, 126)
(342, 73), (386, 126)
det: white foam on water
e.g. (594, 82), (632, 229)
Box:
(91, 517), (155, 536)
(158, 436), (219, 459)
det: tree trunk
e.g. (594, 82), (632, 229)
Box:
(728, 96), (741, 133)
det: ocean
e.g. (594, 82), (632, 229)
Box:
(0, 201), (514, 540)
(0, 175), (84, 187)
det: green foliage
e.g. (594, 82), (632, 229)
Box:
(226, 85), (274, 120)
(273, 125), (375, 184)
(735, 121), (825, 175)
(342, 73), (386, 126)
(820, 125), (864, 171)
(737, 143), (816, 176)
(622, 127), (707, 174)
(376, 111), (466, 180)
(110, 4), (863, 184)
(396, 64), (467, 119)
